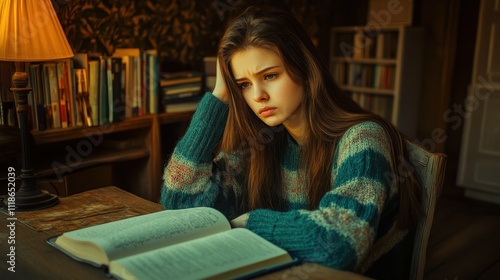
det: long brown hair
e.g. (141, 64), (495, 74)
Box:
(217, 6), (421, 229)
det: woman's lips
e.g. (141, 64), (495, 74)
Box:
(259, 107), (277, 117)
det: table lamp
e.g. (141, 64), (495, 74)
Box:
(0, 0), (74, 210)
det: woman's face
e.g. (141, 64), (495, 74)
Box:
(230, 47), (305, 131)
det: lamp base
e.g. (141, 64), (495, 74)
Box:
(3, 188), (59, 211)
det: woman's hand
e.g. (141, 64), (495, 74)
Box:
(211, 58), (229, 104)
(230, 213), (250, 228)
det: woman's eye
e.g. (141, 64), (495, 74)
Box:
(239, 82), (250, 89)
(265, 74), (277, 80)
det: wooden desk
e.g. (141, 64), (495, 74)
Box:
(0, 187), (370, 280)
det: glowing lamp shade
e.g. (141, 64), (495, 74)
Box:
(0, 0), (74, 61)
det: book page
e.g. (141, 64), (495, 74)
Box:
(55, 207), (230, 264)
(109, 228), (293, 280)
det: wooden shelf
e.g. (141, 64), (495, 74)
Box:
(28, 111), (194, 202)
(158, 110), (194, 125)
(31, 114), (155, 145)
(34, 146), (150, 178)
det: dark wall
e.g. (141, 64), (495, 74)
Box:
(56, 0), (368, 71)
(413, 0), (480, 196)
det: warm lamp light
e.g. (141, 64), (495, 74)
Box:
(0, 0), (74, 210)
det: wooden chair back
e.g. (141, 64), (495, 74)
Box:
(405, 140), (447, 280)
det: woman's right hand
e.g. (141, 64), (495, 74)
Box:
(211, 58), (229, 104)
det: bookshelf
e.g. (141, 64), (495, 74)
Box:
(330, 25), (423, 138)
(0, 48), (200, 202)
(27, 111), (193, 202)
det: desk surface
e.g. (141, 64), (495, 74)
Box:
(0, 186), (370, 280)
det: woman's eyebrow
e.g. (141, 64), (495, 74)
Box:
(234, 65), (280, 82)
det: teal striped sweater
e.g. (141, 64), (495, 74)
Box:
(161, 93), (411, 277)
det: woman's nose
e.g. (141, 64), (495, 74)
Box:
(253, 84), (269, 102)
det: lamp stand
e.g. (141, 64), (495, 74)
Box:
(2, 62), (59, 211)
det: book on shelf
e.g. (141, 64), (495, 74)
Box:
(88, 58), (100, 126)
(74, 68), (92, 127)
(47, 207), (298, 280)
(331, 29), (399, 60)
(24, 63), (36, 131)
(43, 63), (61, 129)
(375, 32), (385, 59)
(163, 90), (202, 102)
(353, 33), (364, 59)
(29, 63), (47, 131)
(15, 49), (159, 131)
(98, 55), (109, 125)
(163, 95), (203, 113)
(163, 93), (202, 104)
(142, 49), (160, 115)
(376, 31), (399, 59)
(56, 61), (70, 128)
(67, 59), (80, 127)
(113, 48), (141, 118)
(160, 71), (202, 87)
(162, 83), (202, 95)
(111, 48), (159, 117)
(160, 70), (203, 113)
(103, 57), (113, 124)
(110, 56), (125, 122)
(351, 92), (393, 121)
(73, 52), (99, 127)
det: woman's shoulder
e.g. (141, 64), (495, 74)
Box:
(343, 121), (386, 139)
(337, 121), (390, 152)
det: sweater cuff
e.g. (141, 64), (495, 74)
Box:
(176, 92), (228, 162)
(246, 209), (281, 241)
(247, 209), (318, 253)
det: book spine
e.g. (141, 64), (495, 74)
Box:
(106, 57), (114, 123)
(99, 56), (109, 125)
(46, 63), (61, 129)
(163, 91), (201, 101)
(88, 59), (100, 126)
(111, 57), (125, 122)
(56, 62), (68, 128)
(148, 51), (159, 114)
(64, 60), (77, 127)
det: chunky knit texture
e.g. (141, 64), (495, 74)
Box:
(161, 93), (410, 275)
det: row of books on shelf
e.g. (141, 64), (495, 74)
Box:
(22, 48), (160, 131)
(159, 56), (218, 113)
(350, 91), (393, 121)
(332, 30), (399, 59)
(160, 71), (204, 113)
(332, 63), (396, 90)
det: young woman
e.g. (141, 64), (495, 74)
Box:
(161, 6), (421, 279)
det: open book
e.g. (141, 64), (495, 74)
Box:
(47, 207), (297, 280)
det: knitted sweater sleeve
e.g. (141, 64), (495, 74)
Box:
(160, 93), (241, 218)
(246, 122), (395, 271)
